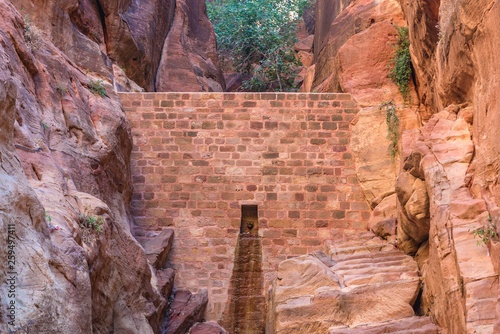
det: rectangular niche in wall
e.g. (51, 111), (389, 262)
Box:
(240, 205), (258, 235)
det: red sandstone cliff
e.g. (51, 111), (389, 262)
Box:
(293, 0), (500, 333)
(11, 0), (224, 92)
(0, 0), (222, 332)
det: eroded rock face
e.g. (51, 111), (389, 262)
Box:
(12, 0), (176, 91)
(156, 0), (226, 92)
(189, 321), (228, 334)
(0, 1), (165, 332)
(397, 106), (497, 332)
(99, 0), (176, 90)
(312, 0), (407, 100)
(267, 232), (427, 334)
(350, 105), (419, 203)
(165, 289), (209, 334)
(312, 0), (421, 208)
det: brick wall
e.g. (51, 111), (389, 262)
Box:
(120, 92), (370, 322)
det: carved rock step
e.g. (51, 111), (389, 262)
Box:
(326, 242), (396, 260)
(332, 252), (419, 287)
(269, 231), (432, 333)
(329, 316), (439, 333)
(326, 232), (381, 248)
(325, 233), (397, 260)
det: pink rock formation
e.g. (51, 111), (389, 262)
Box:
(398, 105), (497, 332)
(267, 232), (436, 333)
(0, 1), (224, 332)
(155, 0), (226, 92)
(0, 1), (168, 332)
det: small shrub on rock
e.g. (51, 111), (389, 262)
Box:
(88, 79), (106, 97)
(78, 207), (105, 243)
(388, 26), (412, 105)
(23, 14), (43, 51)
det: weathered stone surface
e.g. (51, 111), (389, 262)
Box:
(328, 21), (418, 107)
(351, 106), (419, 203)
(371, 218), (397, 241)
(139, 228), (174, 270)
(299, 64), (316, 92)
(275, 255), (342, 303)
(329, 316), (439, 333)
(0, 2), (164, 332)
(165, 289), (209, 334)
(113, 63), (144, 93)
(189, 322), (227, 334)
(298, 51), (314, 68)
(368, 193), (397, 231)
(294, 35), (314, 53)
(99, 0), (176, 90)
(223, 72), (243, 92)
(397, 106), (498, 333)
(313, 0), (355, 63)
(269, 232), (422, 333)
(12, 0), (175, 91)
(157, 268), (176, 300)
(312, 0), (406, 94)
(156, 0), (225, 92)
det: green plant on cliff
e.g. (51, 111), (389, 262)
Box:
(78, 207), (105, 233)
(379, 100), (400, 160)
(56, 83), (67, 97)
(470, 214), (498, 249)
(388, 26), (412, 105)
(88, 79), (106, 97)
(207, 0), (312, 91)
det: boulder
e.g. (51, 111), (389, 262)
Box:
(371, 218), (397, 241)
(299, 65), (316, 93)
(294, 35), (314, 53)
(158, 268), (176, 300)
(223, 72), (243, 92)
(189, 322), (227, 334)
(298, 51), (314, 67)
(368, 193), (397, 231)
(138, 228), (174, 270)
(165, 289), (209, 334)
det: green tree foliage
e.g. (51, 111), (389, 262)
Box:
(207, 0), (312, 91)
(388, 26), (412, 105)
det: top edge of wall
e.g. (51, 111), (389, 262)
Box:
(118, 92), (355, 101)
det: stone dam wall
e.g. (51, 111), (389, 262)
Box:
(120, 92), (370, 323)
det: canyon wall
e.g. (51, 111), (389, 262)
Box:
(295, 0), (500, 332)
(397, 0), (500, 332)
(0, 0), (166, 332)
(122, 92), (370, 324)
(0, 0), (224, 332)
(11, 0), (224, 92)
